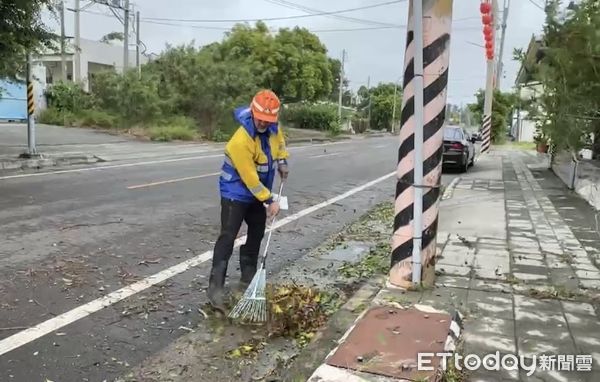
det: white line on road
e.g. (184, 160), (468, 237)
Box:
(0, 171), (395, 356)
(0, 154), (224, 181)
(127, 172), (221, 189)
(309, 152), (341, 159)
(0, 141), (355, 181)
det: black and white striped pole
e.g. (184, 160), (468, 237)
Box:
(390, 0), (453, 288)
(26, 53), (37, 156)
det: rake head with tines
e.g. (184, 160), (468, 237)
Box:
(228, 181), (284, 324)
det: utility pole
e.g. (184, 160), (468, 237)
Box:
(136, 10), (141, 79)
(480, 0), (497, 154)
(496, 0), (510, 88)
(367, 76), (372, 126)
(337, 49), (345, 121)
(123, 0), (130, 72)
(74, 0), (81, 84)
(391, 80), (398, 132)
(391, 0), (453, 288)
(59, 1), (67, 81)
(26, 54), (37, 156)
(410, 0), (425, 284)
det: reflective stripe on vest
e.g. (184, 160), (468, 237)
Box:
(220, 170), (233, 181)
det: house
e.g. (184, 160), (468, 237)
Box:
(38, 37), (148, 92)
(512, 35), (545, 142)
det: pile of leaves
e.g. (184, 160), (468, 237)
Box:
(338, 242), (391, 279)
(266, 283), (332, 342)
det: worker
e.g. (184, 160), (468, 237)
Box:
(207, 89), (289, 313)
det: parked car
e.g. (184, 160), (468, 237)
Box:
(443, 126), (476, 172)
(471, 131), (482, 142)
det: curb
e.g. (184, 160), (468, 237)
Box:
(441, 177), (461, 201)
(0, 153), (102, 174)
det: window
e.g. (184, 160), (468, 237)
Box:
(443, 128), (463, 141)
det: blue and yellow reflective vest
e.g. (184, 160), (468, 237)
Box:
(219, 106), (289, 204)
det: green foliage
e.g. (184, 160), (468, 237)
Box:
(468, 89), (518, 143)
(0, 0), (55, 81)
(91, 70), (163, 125)
(356, 82), (402, 131)
(45, 81), (94, 112)
(281, 103), (341, 133)
(34, 21), (346, 141)
(38, 108), (75, 126)
(517, 0), (600, 153)
(147, 116), (197, 141)
(75, 109), (117, 128)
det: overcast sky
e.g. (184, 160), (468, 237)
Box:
(45, 0), (548, 106)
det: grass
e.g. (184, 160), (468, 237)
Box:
(147, 125), (196, 141)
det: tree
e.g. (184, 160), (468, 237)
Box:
(468, 89), (518, 143)
(356, 82), (402, 131)
(215, 22), (335, 103)
(100, 32), (125, 43)
(0, 0), (55, 82)
(514, 0), (600, 154)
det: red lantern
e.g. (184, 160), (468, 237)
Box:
(482, 14), (492, 25)
(485, 33), (493, 42)
(483, 25), (492, 36)
(486, 41), (493, 50)
(486, 48), (494, 57)
(480, 2), (491, 14)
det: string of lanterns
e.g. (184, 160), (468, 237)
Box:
(480, 1), (494, 60)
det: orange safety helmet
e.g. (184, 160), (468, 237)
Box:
(251, 90), (281, 123)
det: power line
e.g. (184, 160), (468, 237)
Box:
(141, 0), (407, 23)
(262, 0), (400, 28)
(527, 0), (545, 11)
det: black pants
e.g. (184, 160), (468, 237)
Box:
(208, 198), (267, 289)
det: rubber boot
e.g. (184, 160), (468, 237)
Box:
(206, 261), (227, 314)
(239, 250), (258, 293)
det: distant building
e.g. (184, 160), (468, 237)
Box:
(513, 35), (545, 143)
(37, 37), (148, 92)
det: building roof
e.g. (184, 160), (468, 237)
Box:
(515, 35), (546, 86)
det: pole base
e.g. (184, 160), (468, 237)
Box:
(18, 152), (41, 159)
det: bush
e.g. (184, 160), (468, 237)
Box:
(38, 107), (75, 126)
(75, 109), (117, 128)
(147, 116), (197, 141)
(45, 81), (94, 112)
(281, 103), (340, 133)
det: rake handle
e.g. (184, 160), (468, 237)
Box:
(259, 180), (284, 269)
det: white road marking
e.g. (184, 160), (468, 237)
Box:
(0, 171), (395, 356)
(0, 141), (356, 181)
(309, 152), (341, 159)
(127, 172), (221, 189)
(0, 154), (224, 181)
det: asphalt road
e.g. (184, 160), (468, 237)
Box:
(0, 136), (460, 382)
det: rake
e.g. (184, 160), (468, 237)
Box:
(228, 180), (285, 323)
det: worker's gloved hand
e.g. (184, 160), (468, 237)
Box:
(278, 161), (289, 180)
(267, 201), (280, 218)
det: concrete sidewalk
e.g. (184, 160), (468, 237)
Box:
(308, 150), (600, 382)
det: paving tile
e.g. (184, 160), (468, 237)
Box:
(436, 275), (470, 289)
(513, 257), (546, 267)
(474, 256), (510, 271)
(561, 301), (596, 317)
(476, 248), (511, 258)
(575, 269), (600, 280)
(468, 291), (513, 320)
(516, 319), (572, 342)
(438, 251), (475, 267)
(513, 272), (548, 281)
(466, 316), (515, 338)
(437, 264), (471, 277)
(470, 278), (513, 294)
(474, 268), (507, 280)
(518, 338), (577, 359)
(580, 279), (600, 289)
(464, 332), (516, 354)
